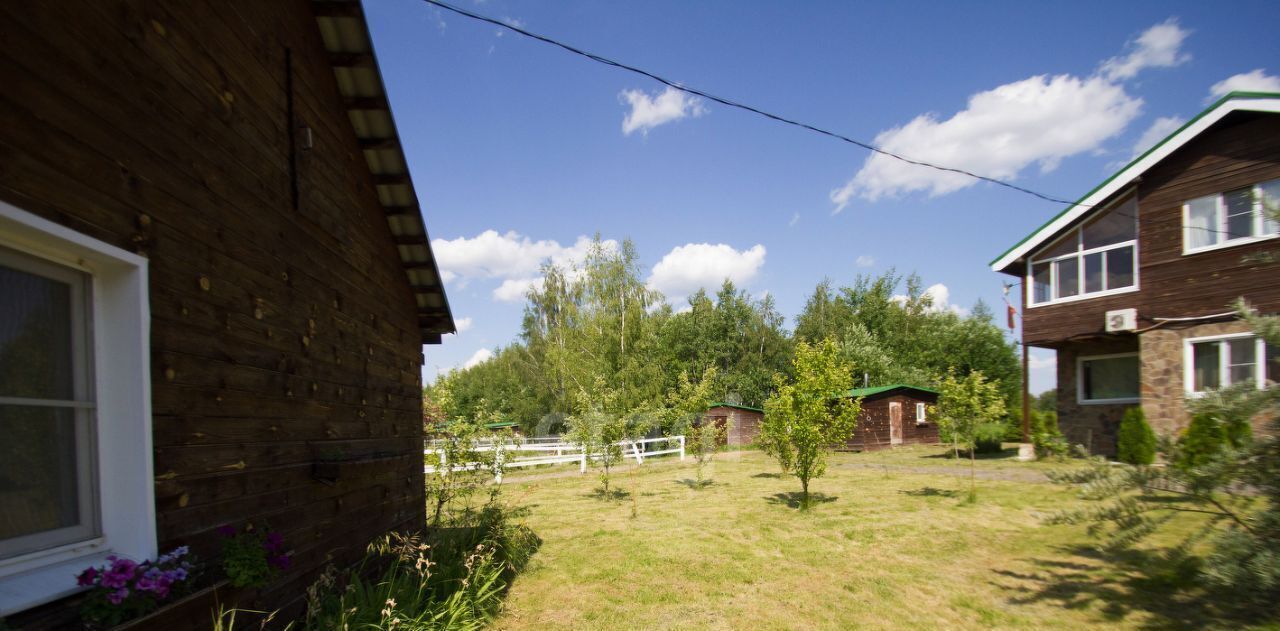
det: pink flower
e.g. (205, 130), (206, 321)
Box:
(76, 567), (99, 587)
(107, 587), (129, 605)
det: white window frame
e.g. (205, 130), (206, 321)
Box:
(1183, 332), (1271, 397)
(1027, 197), (1139, 308)
(1182, 180), (1280, 255)
(0, 200), (154, 616)
(1076, 352), (1141, 405)
(915, 402), (927, 425)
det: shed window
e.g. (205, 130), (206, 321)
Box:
(1028, 197), (1137, 306)
(1078, 353), (1140, 404)
(1183, 179), (1280, 253)
(915, 402), (927, 425)
(1186, 334), (1275, 394)
(0, 201), (154, 616)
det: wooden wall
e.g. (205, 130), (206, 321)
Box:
(1021, 113), (1280, 346)
(0, 0), (426, 624)
(844, 394), (939, 451)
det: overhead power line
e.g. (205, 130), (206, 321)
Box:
(419, 0), (1083, 206)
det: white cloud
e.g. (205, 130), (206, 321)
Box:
(452, 317), (473, 333)
(892, 283), (968, 316)
(1209, 69), (1280, 101)
(1028, 352), (1056, 371)
(832, 74), (1142, 207)
(620, 86), (707, 136)
(788, 212), (800, 227)
(493, 277), (542, 303)
(431, 230), (617, 302)
(1131, 115), (1185, 159)
(829, 19), (1193, 209)
(855, 255), (875, 268)
(1027, 350), (1058, 394)
(1100, 19), (1191, 81)
(464, 348), (494, 369)
(647, 243), (766, 301)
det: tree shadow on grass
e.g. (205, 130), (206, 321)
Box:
(900, 486), (961, 498)
(752, 472), (783, 479)
(991, 544), (1271, 629)
(675, 478), (719, 490)
(764, 492), (837, 510)
(583, 488), (631, 501)
(923, 447), (1020, 461)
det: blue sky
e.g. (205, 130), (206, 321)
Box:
(363, 0), (1280, 393)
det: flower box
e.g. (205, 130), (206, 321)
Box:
(110, 580), (239, 630)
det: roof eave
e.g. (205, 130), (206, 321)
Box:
(989, 92), (1280, 275)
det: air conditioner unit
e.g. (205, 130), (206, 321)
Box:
(1105, 308), (1137, 332)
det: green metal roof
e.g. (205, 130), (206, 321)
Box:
(483, 420), (519, 429)
(989, 91), (1280, 271)
(707, 402), (764, 413)
(844, 384), (939, 398)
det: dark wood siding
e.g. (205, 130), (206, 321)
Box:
(1021, 113), (1280, 347)
(844, 393), (940, 451)
(704, 406), (764, 446)
(1, 1), (425, 624)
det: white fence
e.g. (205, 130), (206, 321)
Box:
(424, 435), (685, 482)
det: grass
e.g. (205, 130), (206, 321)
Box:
(489, 447), (1267, 630)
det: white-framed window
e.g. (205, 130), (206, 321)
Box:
(1184, 333), (1278, 395)
(1028, 196), (1138, 307)
(1077, 352), (1140, 405)
(0, 200), (154, 616)
(1183, 179), (1280, 254)
(915, 402), (927, 425)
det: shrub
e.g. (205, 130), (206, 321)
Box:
(1176, 412), (1229, 471)
(1030, 409), (1070, 459)
(1116, 407), (1157, 465)
(973, 421), (1006, 454)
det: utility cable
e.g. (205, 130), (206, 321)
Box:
(419, 0), (1083, 206)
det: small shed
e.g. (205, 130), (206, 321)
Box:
(842, 385), (940, 451)
(703, 403), (765, 447)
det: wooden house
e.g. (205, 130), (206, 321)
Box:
(0, 0), (452, 625)
(841, 385), (940, 451)
(991, 92), (1280, 456)
(703, 403), (764, 447)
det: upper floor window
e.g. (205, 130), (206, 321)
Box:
(1029, 197), (1137, 306)
(1184, 179), (1280, 253)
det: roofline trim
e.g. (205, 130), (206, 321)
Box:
(989, 92), (1280, 274)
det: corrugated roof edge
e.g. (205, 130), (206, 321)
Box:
(707, 402), (765, 413)
(845, 384), (939, 398)
(988, 91), (1280, 272)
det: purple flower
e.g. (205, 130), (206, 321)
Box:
(76, 567), (99, 587)
(107, 587), (130, 605)
(217, 525), (237, 537)
(100, 559), (138, 589)
(171, 567), (189, 581)
(264, 532), (284, 552)
(268, 554), (291, 570)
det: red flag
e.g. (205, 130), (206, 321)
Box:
(1007, 303), (1016, 331)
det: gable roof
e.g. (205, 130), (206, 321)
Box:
(844, 384), (939, 400)
(312, 1), (454, 343)
(707, 402), (765, 414)
(990, 92), (1280, 275)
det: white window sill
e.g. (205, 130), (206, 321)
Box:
(1078, 397), (1140, 406)
(1028, 285), (1139, 309)
(1183, 233), (1279, 256)
(0, 548), (109, 616)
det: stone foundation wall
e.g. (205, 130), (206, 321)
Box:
(1056, 337), (1139, 456)
(1139, 319), (1255, 436)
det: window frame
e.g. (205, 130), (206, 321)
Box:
(915, 402), (927, 425)
(1027, 197), (1140, 308)
(1183, 332), (1271, 397)
(1076, 352), (1141, 405)
(0, 200), (154, 616)
(1182, 179), (1280, 255)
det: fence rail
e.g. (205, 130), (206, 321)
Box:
(424, 435), (685, 482)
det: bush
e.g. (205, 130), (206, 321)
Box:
(1176, 412), (1229, 471)
(1030, 409), (1069, 459)
(1116, 407), (1157, 465)
(973, 421), (1007, 454)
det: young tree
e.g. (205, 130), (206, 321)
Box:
(760, 339), (861, 508)
(566, 377), (631, 498)
(1116, 407), (1157, 465)
(664, 366), (721, 486)
(933, 369), (1008, 500)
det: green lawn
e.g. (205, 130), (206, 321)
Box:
(490, 447), (1260, 630)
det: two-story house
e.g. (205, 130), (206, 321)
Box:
(992, 92), (1280, 455)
